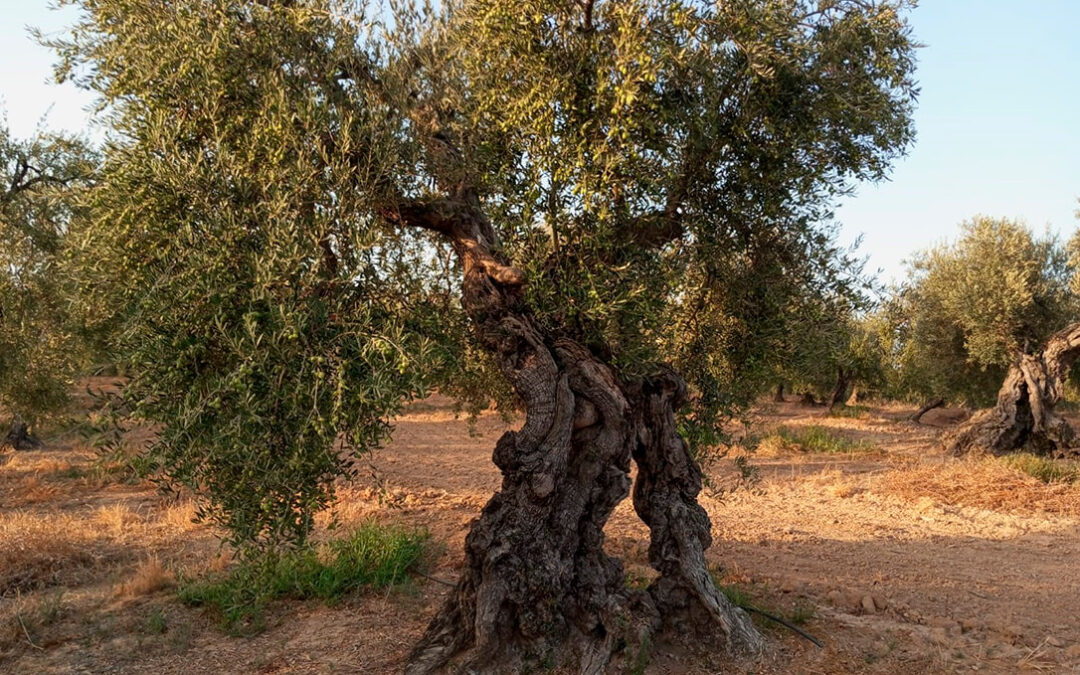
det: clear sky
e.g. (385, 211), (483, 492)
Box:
(2, 1), (1078, 284)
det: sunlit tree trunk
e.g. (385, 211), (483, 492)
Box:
(845, 384), (860, 407)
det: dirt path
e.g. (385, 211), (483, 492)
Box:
(3, 397), (1079, 673)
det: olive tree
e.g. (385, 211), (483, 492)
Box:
(54, 0), (917, 670)
(938, 217), (1080, 455)
(879, 215), (1080, 447)
(0, 122), (95, 448)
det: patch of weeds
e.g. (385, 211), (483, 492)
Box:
(52, 465), (87, 480)
(789, 600), (816, 625)
(828, 404), (871, 419)
(37, 590), (65, 626)
(624, 569), (652, 591)
(1000, 453), (1079, 484)
(178, 523), (429, 634)
(6, 590), (65, 650)
(758, 425), (874, 455)
(709, 566), (819, 637)
(629, 634), (652, 675)
(716, 582), (755, 610)
(144, 609), (167, 635)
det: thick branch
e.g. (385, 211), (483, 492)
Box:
(378, 197), (525, 287)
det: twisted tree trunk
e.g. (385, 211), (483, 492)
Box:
(393, 196), (761, 674)
(826, 367), (850, 412)
(773, 382), (785, 403)
(4, 416), (40, 451)
(946, 322), (1080, 457)
(627, 368), (764, 651)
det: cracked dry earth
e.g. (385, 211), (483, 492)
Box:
(2, 393), (1079, 674)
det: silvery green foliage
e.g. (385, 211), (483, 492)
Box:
(53, 0), (917, 547)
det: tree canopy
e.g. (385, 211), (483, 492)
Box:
(52, 0), (917, 555)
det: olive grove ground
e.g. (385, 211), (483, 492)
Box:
(2, 383), (1079, 673)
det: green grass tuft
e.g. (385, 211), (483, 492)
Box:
(828, 404), (872, 419)
(179, 523), (429, 633)
(144, 609), (167, 634)
(1000, 453), (1079, 484)
(758, 425), (874, 455)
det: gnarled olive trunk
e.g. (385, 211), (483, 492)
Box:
(773, 382), (785, 402)
(626, 368), (764, 652)
(4, 416), (40, 451)
(826, 367), (850, 412)
(946, 322), (1080, 457)
(397, 198), (761, 674)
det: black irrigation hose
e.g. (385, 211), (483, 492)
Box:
(739, 605), (825, 649)
(417, 571), (456, 588)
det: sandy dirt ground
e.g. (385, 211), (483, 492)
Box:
(2, 390), (1079, 674)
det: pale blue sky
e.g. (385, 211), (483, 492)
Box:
(2, 1), (1077, 283)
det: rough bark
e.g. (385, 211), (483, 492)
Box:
(909, 398), (944, 424)
(946, 322), (1080, 457)
(4, 416), (40, 451)
(394, 196), (761, 674)
(626, 368), (764, 652)
(826, 367), (850, 412)
(799, 391), (817, 406)
(773, 382), (785, 403)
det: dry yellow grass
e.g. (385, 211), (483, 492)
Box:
(878, 457), (1080, 516)
(158, 500), (199, 534)
(0, 510), (104, 594)
(96, 503), (139, 542)
(113, 557), (176, 598)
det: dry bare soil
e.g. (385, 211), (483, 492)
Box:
(2, 384), (1080, 674)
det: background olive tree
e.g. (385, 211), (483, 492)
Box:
(0, 121), (95, 448)
(879, 217), (1076, 427)
(52, 0), (918, 670)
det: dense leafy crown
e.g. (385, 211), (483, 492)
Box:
(53, 0), (917, 547)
